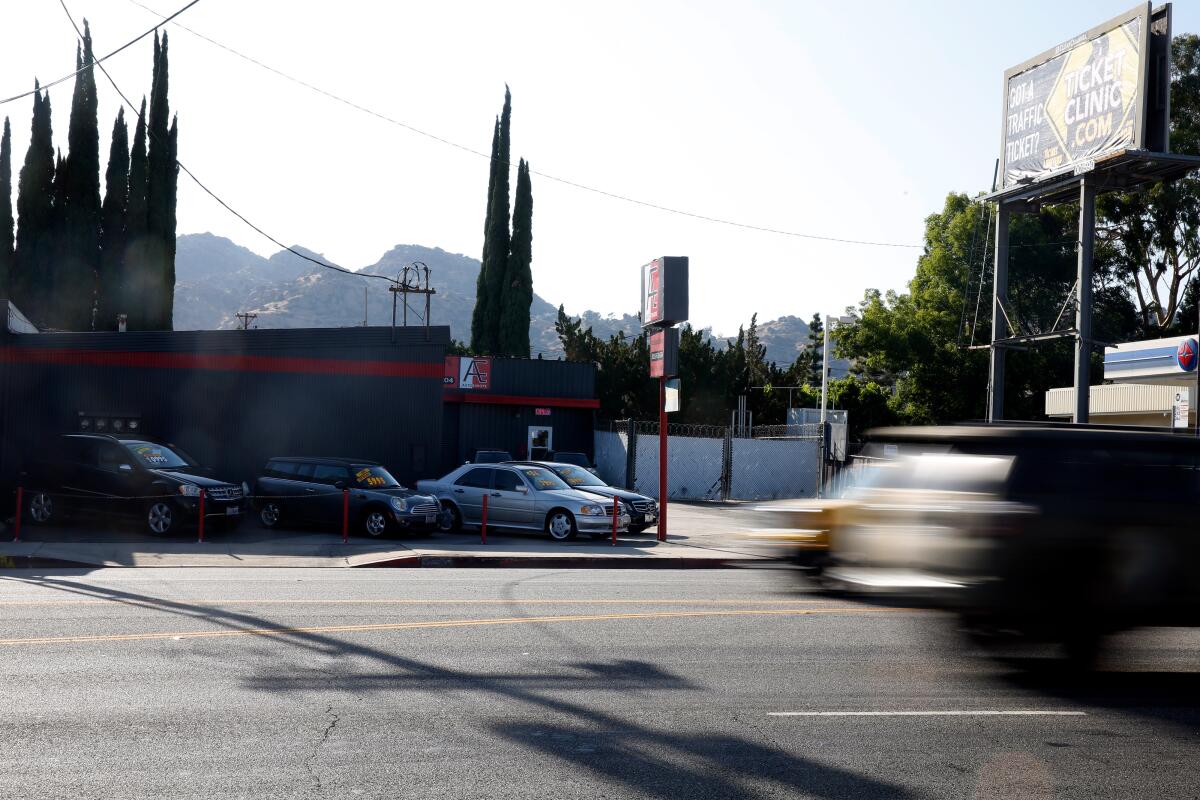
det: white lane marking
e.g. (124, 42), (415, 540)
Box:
(768, 710), (1087, 717)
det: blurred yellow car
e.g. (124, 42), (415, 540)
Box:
(742, 499), (861, 574)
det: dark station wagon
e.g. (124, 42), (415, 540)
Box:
(253, 457), (441, 537)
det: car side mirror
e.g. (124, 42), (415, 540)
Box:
(517, 485), (529, 494)
(118, 464), (133, 472)
(334, 480), (347, 490)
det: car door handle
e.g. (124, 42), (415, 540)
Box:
(305, 488), (317, 493)
(490, 492), (502, 497)
(454, 488), (464, 494)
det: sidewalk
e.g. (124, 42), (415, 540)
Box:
(0, 503), (778, 569)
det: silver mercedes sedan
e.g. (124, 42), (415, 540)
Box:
(416, 463), (631, 541)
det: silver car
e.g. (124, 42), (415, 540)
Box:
(417, 464), (631, 541)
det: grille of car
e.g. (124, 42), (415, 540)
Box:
(410, 502), (440, 515)
(631, 500), (656, 514)
(206, 486), (243, 501)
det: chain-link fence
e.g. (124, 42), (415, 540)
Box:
(595, 419), (822, 501)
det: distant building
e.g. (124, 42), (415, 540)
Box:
(1045, 335), (1197, 428)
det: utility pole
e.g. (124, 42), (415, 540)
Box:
(235, 312), (257, 330)
(390, 262), (436, 343)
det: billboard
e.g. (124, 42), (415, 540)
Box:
(443, 356), (492, 390)
(999, 3), (1171, 189)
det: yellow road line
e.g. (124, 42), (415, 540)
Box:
(0, 607), (908, 646)
(0, 598), (843, 608)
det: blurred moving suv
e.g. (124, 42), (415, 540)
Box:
(23, 434), (246, 535)
(825, 424), (1200, 663)
(254, 457), (441, 537)
(417, 463), (631, 541)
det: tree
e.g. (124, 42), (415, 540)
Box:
(13, 84), (55, 325)
(124, 97), (149, 329)
(98, 108), (129, 331)
(60, 22), (101, 330)
(471, 118), (501, 353)
(836, 192), (1138, 424)
(1098, 34), (1200, 332)
(475, 86), (512, 354)
(0, 118), (13, 295)
(146, 31), (178, 330)
(804, 312), (824, 385)
(498, 159), (533, 356)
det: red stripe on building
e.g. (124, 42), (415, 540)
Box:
(0, 347), (444, 379)
(443, 392), (599, 409)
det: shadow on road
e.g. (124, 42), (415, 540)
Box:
(3, 572), (916, 799)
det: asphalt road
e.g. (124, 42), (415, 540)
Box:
(1, 567), (1198, 799)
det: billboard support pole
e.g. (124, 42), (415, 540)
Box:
(1073, 177), (1096, 424)
(658, 376), (667, 542)
(987, 204), (1010, 422)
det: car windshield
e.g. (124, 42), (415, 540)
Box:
(353, 465), (401, 489)
(122, 441), (194, 469)
(519, 466), (571, 491)
(553, 465), (606, 487)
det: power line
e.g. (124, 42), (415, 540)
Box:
(125, 0), (924, 250)
(57, 0), (398, 287)
(0, 0), (202, 107)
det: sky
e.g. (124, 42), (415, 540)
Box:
(1, 0), (1197, 336)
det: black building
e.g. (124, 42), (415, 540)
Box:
(442, 355), (598, 466)
(0, 311), (597, 491)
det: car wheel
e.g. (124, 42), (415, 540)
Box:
(28, 491), (54, 524)
(362, 508), (390, 538)
(259, 502), (282, 529)
(546, 510), (577, 541)
(438, 503), (461, 533)
(146, 501), (178, 536)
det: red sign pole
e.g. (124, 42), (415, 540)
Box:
(197, 488), (206, 543)
(658, 376), (668, 541)
(481, 494), (488, 545)
(13, 487), (22, 543)
(342, 489), (349, 544)
(611, 495), (618, 546)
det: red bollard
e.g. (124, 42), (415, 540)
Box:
(611, 496), (618, 546)
(197, 488), (206, 543)
(481, 493), (488, 545)
(342, 489), (349, 544)
(13, 487), (23, 543)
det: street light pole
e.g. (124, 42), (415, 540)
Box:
(820, 316), (831, 426)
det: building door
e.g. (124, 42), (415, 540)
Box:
(528, 426), (553, 461)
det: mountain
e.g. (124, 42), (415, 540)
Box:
(171, 234), (826, 365)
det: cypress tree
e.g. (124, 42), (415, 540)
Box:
(479, 86), (511, 353)
(14, 85), (55, 325)
(498, 159), (533, 357)
(125, 97), (149, 330)
(470, 117), (501, 353)
(0, 118), (13, 296)
(62, 21), (101, 330)
(98, 108), (129, 331)
(146, 31), (177, 330)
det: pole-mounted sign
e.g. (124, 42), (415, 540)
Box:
(649, 327), (680, 379)
(640, 256), (688, 542)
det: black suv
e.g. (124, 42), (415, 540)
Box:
(23, 434), (246, 535)
(253, 457), (441, 537)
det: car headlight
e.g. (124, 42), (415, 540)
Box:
(390, 497), (408, 512)
(579, 505), (604, 516)
(178, 484), (201, 497)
